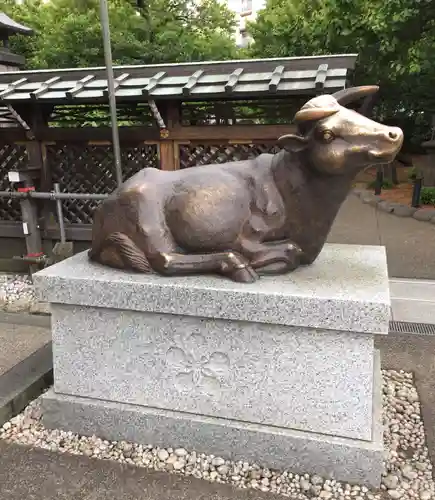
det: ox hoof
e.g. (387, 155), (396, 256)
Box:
(231, 265), (259, 283)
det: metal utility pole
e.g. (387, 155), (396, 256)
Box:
(99, 0), (123, 187)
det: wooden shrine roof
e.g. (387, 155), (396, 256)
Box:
(0, 54), (357, 104)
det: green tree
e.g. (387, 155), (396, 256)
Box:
(2, 0), (238, 68)
(248, 0), (435, 149)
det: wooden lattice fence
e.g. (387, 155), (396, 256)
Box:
(0, 143), (27, 222)
(47, 143), (158, 224)
(0, 138), (286, 240)
(1, 140), (281, 228)
(179, 143), (281, 169)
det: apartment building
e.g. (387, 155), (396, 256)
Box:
(226, 0), (266, 47)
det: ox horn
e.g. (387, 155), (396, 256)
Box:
(332, 85), (379, 106)
(294, 107), (338, 123)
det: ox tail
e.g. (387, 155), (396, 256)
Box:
(88, 232), (152, 273)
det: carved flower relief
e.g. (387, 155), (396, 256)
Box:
(165, 333), (230, 393)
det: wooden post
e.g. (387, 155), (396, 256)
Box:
(29, 104), (56, 237)
(16, 172), (43, 274)
(19, 141), (46, 272)
(165, 100), (181, 129)
(158, 100), (181, 170)
(159, 141), (178, 171)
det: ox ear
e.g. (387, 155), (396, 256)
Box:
(277, 134), (308, 153)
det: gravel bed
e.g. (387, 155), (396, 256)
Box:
(1, 370), (434, 500)
(0, 274), (35, 302)
(0, 273), (50, 314)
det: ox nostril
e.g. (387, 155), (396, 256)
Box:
(389, 131), (398, 140)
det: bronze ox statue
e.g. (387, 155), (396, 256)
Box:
(89, 85), (403, 283)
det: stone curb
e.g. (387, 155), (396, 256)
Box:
(0, 299), (51, 316)
(0, 342), (53, 427)
(0, 311), (51, 328)
(353, 189), (435, 224)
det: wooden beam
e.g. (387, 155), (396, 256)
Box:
(44, 224), (92, 241)
(28, 126), (161, 143)
(315, 64), (328, 91)
(103, 73), (130, 98)
(169, 124), (296, 141)
(182, 70), (204, 96)
(1, 123), (296, 145)
(142, 72), (166, 97)
(269, 66), (285, 92)
(225, 68), (244, 94)
(158, 141), (178, 170)
(30, 77), (61, 100)
(3, 103), (34, 139)
(0, 222), (23, 239)
(66, 75), (95, 99)
(0, 128), (28, 142)
(0, 78), (27, 98)
(149, 100), (166, 128)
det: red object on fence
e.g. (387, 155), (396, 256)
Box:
(17, 186), (35, 193)
(26, 252), (44, 258)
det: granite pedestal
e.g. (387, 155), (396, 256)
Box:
(34, 243), (390, 487)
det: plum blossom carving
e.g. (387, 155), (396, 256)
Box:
(166, 333), (229, 392)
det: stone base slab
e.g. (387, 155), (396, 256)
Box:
(42, 352), (383, 488)
(42, 388), (383, 487)
(50, 303), (375, 441)
(34, 244), (391, 334)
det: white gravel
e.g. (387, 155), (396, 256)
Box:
(0, 273), (35, 309)
(1, 370), (434, 500)
(0, 273), (50, 314)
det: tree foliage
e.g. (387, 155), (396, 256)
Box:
(2, 0), (238, 68)
(248, 0), (435, 149)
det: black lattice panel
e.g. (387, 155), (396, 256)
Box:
(47, 143), (158, 224)
(179, 143), (281, 169)
(0, 143), (28, 221)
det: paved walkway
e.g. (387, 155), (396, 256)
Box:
(0, 323), (49, 378)
(389, 278), (435, 324)
(0, 315), (51, 427)
(329, 195), (435, 280)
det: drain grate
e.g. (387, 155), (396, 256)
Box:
(389, 320), (435, 336)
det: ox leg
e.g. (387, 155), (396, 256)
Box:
(149, 251), (259, 283)
(131, 208), (258, 283)
(237, 240), (303, 274)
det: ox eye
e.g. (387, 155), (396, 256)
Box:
(321, 130), (335, 143)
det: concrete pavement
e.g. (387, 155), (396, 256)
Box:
(389, 278), (435, 324)
(0, 323), (50, 377)
(329, 194), (435, 324)
(0, 317), (52, 427)
(329, 194), (435, 280)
